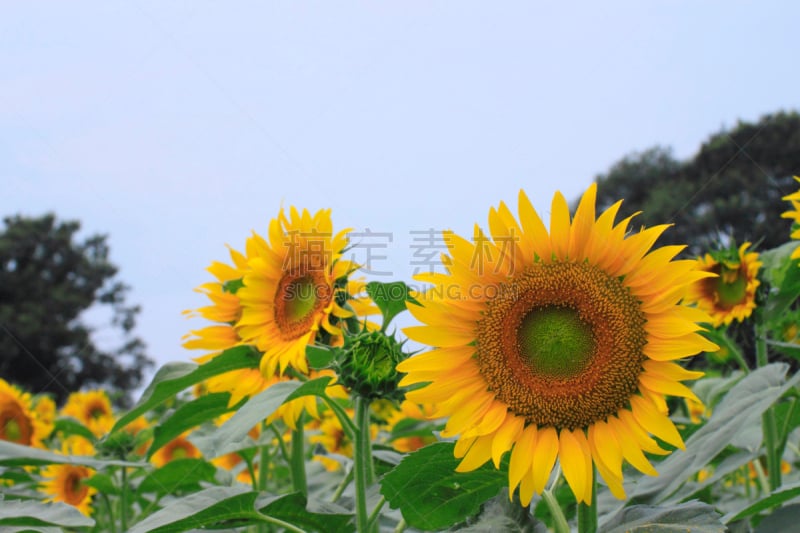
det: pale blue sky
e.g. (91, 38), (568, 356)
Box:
(3, 2), (799, 381)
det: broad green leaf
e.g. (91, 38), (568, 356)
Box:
(0, 498), (94, 529)
(52, 417), (96, 442)
(753, 503), (800, 533)
(191, 381), (301, 459)
(722, 481), (800, 523)
(380, 442), (506, 530)
(307, 344), (337, 368)
(634, 363), (800, 504)
(147, 392), (235, 459)
(761, 242), (800, 321)
(259, 492), (352, 533)
(83, 472), (119, 495)
(0, 440), (145, 469)
(603, 500), (723, 533)
(367, 281), (418, 329)
(284, 376), (334, 403)
(137, 458), (217, 497)
(112, 345), (259, 433)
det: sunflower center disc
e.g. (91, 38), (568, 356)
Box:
(518, 306), (594, 379)
(66, 471), (88, 504)
(476, 262), (648, 431)
(284, 276), (318, 322)
(274, 270), (332, 340)
(3, 418), (22, 442)
(714, 266), (747, 308)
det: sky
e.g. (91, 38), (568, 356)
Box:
(3, 2), (799, 389)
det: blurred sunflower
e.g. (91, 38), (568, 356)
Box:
(151, 433), (201, 467)
(0, 379), (51, 447)
(384, 400), (439, 453)
(685, 243), (761, 327)
(782, 176), (800, 260)
(61, 390), (115, 437)
(41, 437), (96, 516)
(236, 206), (357, 376)
(398, 184), (716, 505)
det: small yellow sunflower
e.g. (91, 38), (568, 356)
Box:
(0, 379), (50, 448)
(685, 243), (761, 327)
(397, 184), (716, 505)
(384, 400), (439, 453)
(61, 390), (115, 437)
(151, 432), (201, 467)
(782, 176), (800, 260)
(236, 206), (356, 376)
(41, 437), (96, 516)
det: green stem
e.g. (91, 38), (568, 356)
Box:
(756, 320), (781, 491)
(393, 518), (407, 533)
(753, 458), (770, 496)
(330, 466), (354, 503)
(269, 424), (290, 463)
(541, 489), (570, 533)
(119, 466), (128, 532)
(367, 495), (386, 531)
(577, 468), (597, 533)
(257, 514), (309, 533)
(354, 396), (374, 533)
(259, 440), (271, 492)
(100, 493), (117, 533)
(290, 416), (308, 497)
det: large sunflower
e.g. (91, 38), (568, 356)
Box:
(0, 379), (51, 448)
(684, 243), (761, 327)
(782, 176), (800, 260)
(397, 184), (716, 505)
(236, 206), (356, 376)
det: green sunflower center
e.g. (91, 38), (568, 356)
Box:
(518, 306), (594, 379)
(171, 446), (188, 460)
(284, 276), (318, 322)
(715, 267), (747, 308)
(3, 418), (22, 442)
(475, 262), (648, 431)
(0, 403), (32, 445)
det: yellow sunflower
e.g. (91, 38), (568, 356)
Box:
(0, 379), (50, 448)
(151, 432), (202, 467)
(397, 184), (716, 505)
(236, 206), (356, 377)
(782, 176), (800, 260)
(61, 390), (115, 437)
(41, 437), (96, 516)
(685, 243), (761, 327)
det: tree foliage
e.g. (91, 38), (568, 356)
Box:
(0, 214), (153, 405)
(593, 110), (800, 255)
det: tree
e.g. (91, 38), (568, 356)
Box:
(0, 214), (153, 405)
(593, 110), (800, 256)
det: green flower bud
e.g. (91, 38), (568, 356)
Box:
(336, 331), (406, 400)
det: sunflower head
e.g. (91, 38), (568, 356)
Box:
(234, 206), (358, 377)
(685, 242), (761, 327)
(151, 433), (201, 467)
(41, 437), (96, 516)
(61, 390), (115, 438)
(397, 184), (716, 505)
(336, 331), (407, 400)
(0, 379), (50, 448)
(782, 176), (800, 260)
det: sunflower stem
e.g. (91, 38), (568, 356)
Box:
(541, 489), (570, 533)
(100, 492), (117, 533)
(577, 468), (597, 533)
(119, 466), (128, 532)
(331, 465), (354, 503)
(756, 319), (781, 490)
(259, 428), (271, 492)
(354, 396), (375, 533)
(290, 416), (308, 497)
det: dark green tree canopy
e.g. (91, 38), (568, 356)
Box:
(593, 110), (800, 256)
(0, 214), (153, 405)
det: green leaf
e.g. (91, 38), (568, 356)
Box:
(112, 345), (259, 433)
(0, 498), (94, 529)
(82, 472), (119, 496)
(284, 376), (334, 403)
(191, 381), (302, 459)
(128, 487), (350, 533)
(753, 503), (800, 533)
(0, 439), (145, 469)
(634, 363), (800, 504)
(307, 344), (337, 369)
(722, 481), (800, 523)
(137, 458), (217, 497)
(380, 442), (506, 530)
(761, 242), (800, 321)
(367, 281), (417, 329)
(52, 417), (96, 442)
(603, 500), (724, 533)
(147, 392), (235, 459)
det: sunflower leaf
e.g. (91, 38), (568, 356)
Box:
(0, 497), (95, 529)
(137, 458), (217, 497)
(0, 439), (145, 469)
(52, 417), (96, 443)
(307, 344), (338, 368)
(602, 500), (724, 533)
(111, 345), (260, 434)
(380, 442), (507, 530)
(722, 481), (800, 524)
(760, 241), (800, 321)
(147, 392), (236, 459)
(367, 281), (417, 330)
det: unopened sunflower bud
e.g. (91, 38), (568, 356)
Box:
(336, 331), (406, 400)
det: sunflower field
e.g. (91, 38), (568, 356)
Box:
(3, 180), (800, 532)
